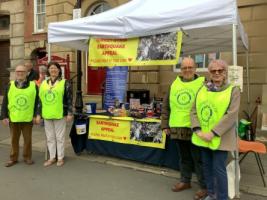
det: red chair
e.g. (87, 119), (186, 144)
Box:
(238, 138), (267, 187)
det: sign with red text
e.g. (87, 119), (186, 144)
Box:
(88, 116), (166, 149)
(89, 116), (131, 143)
(88, 32), (182, 66)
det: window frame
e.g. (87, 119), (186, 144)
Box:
(86, 2), (111, 16)
(173, 53), (220, 73)
(34, 0), (46, 33)
(86, 2), (111, 95)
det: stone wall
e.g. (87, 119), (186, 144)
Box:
(237, 0), (267, 115)
(46, 0), (76, 75)
(0, 0), (24, 77)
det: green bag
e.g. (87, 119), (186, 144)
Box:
(238, 119), (251, 139)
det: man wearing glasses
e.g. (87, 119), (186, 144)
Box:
(1, 65), (40, 167)
(161, 57), (207, 200)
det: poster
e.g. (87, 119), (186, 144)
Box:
(88, 32), (183, 66)
(89, 116), (131, 143)
(129, 118), (166, 149)
(104, 66), (128, 109)
(228, 65), (243, 92)
(88, 116), (166, 149)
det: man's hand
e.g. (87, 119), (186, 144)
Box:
(2, 118), (9, 126)
(65, 114), (73, 122)
(33, 115), (41, 125)
(163, 128), (171, 135)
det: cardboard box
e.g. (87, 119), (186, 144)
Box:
(147, 72), (159, 83)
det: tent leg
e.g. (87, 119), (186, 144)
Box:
(85, 51), (88, 96)
(48, 43), (51, 62)
(74, 0), (83, 114)
(232, 24), (240, 199)
(246, 50), (250, 115)
(75, 50), (84, 113)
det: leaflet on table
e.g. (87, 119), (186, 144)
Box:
(88, 116), (165, 149)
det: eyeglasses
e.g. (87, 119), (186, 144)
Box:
(15, 71), (27, 73)
(210, 69), (225, 74)
(181, 66), (195, 71)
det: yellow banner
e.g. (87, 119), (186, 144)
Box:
(89, 117), (131, 143)
(88, 32), (183, 67)
(88, 116), (166, 149)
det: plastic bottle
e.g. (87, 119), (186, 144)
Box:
(246, 126), (252, 141)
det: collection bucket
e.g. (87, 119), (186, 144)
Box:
(86, 102), (97, 114)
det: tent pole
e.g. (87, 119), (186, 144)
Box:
(74, 0), (83, 114)
(85, 51), (88, 94)
(246, 50), (250, 115)
(48, 43), (51, 62)
(232, 23), (240, 199)
(233, 25), (237, 66)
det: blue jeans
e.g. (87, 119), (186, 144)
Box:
(201, 148), (228, 200)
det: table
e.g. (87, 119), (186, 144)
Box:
(69, 114), (180, 170)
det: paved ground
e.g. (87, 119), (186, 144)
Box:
(0, 145), (266, 200)
(0, 122), (267, 199)
(0, 145), (202, 200)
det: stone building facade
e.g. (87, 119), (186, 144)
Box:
(0, 0), (24, 94)
(237, 0), (267, 115)
(1, 0), (266, 116)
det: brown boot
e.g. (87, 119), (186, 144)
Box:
(194, 189), (208, 200)
(171, 182), (191, 192)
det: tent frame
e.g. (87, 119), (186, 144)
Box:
(47, 24), (249, 199)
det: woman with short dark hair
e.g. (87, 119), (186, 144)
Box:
(39, 61), (73, 167)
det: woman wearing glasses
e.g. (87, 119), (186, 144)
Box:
(191, 60), (240, 200)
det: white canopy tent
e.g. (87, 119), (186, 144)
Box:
(48, 0), (248, 55)
(48, 0), (249, 198)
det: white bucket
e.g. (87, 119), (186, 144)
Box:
(86, 102), (97, 114)
(75, 124), (86, 135)
(86, 104), (92, 114)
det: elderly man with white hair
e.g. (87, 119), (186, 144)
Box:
(161, 57), (207, 200)
(191, 59), (240, 200)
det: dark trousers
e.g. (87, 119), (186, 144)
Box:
(201, 148), (228, 200)
(9, 122), (33, 161)
(175, 139), (206, 189)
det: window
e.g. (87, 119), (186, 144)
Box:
(0, 15), (10, 30)
(86, 2), (111, 95)
(173, 52), (220, 72)
(34, 0), (46, 32)
(87, 2), (111, 16)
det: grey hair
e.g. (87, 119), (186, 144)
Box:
(208, 59), (228, 71)
(181, 57), (196, 67)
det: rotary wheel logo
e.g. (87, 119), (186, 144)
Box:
(177, 91), (191, 105)
(15, 95), (29, 111)
(44, 91), (57, 104)
(200, 105), (213, 122)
